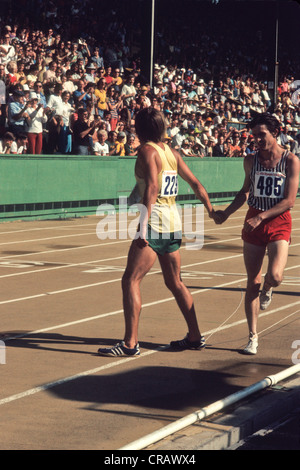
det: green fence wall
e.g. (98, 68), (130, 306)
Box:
(0, 155), (255, 221)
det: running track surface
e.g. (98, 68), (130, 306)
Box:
(0, 201), (299, 450)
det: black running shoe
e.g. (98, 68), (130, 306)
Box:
(98, 341), (140, 357)
(169, 334), (206, 351)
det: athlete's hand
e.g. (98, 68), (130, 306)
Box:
(213, 210), (228, 225)
(135, 237), (149, 249)
(243, 215), (263, 232)
(135, 224), (149, 248)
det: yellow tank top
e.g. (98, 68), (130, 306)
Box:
(135, 142), (182, 233)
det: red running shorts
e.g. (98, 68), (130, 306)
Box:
(242, 206), (292, 247)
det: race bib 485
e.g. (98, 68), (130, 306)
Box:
(254, 171), (286, 198)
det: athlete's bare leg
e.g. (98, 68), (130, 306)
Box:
(122, 240), (157, 349)
(263, 240), (289, 291)
(243, 242), (266, 335)
(158, 249), (202, 342)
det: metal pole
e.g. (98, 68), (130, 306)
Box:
(150, 0), (155, 88)
(119, 363), (300, 450)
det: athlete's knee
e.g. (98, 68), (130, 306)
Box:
(164, 276), (182, 293)
(246, 280), (261, 298)
(122, 271), (136, 290)
(266, 270), (283, 288)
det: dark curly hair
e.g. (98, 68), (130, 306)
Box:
(249, 112), (281, 137)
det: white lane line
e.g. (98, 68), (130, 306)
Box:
(0, 221), (99, 236)
(0, 350), (157, 406)
(4, 259), (300, 340)
(0, 217), (297, 248)
(0, 211), (298, 263)
(1, 299), (299, 407)
(3, 202), (299, 238)
(0, 210), (250, 237)
(0, 254), (244, 306)
(0, 231), (98, 246)
(0, 210), (297, 248)
(0, 238), (298, 306)
(0, 232), (298, 407)
(0, 235), (242, 277)
(0, 256), (128, 279)
(0, 239), (130, 262)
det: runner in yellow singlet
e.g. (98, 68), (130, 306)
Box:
(135, 139), (182, 252)
(98, 107), (215, 357)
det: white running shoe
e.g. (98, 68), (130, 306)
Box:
(243, 333), (258, 355)
(260, 287), (273, 310)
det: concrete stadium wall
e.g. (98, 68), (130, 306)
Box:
(0, 154), (296, 222)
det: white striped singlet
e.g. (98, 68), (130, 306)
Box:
(248, 150), (289, 211)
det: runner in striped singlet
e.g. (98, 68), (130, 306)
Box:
(98, 107), (215, 357)
(214, 113), (299, 355)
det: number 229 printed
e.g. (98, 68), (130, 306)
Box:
(161, 171), (178, 197)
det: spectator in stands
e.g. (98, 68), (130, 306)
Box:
(138, 85), (151, 108)
(228, 132), (242, 157)
(104, 65), (113, 86)
(190, 142), (203, 158)
(62, 70), (76, 96)
(92, 130), (109, 156)
(293, 107), (300, 127)
(111, 67), (123, 93)
(0, 32), (15, 65)
(172, 125), (186, 150)
(6, 61), (18, 89)
(203, 137), (214, 157)
(33, 81), (47, 108)
(245, 138), (256, 156)
(58, 90), (74, 154)
(115, 131), (126, 156)
(73, 79), (89, 109)
(7, 89), (30, 135)
(0, 64), (6, 133)
(107, 130), (118, 155)
(26, 91), (47, 154)
(115, 120), (126, 135)
(290, 129), (300, 157)
(95, 78), (107, 118)
(0, 0), (299, 158)
(107, 86), (122, 131)
(124, 133), (138, 156)
(11, 132), (28, 154)
(72, 107), (101, 155)
(46, 82), (63, 115)
(0, 131), (15, 154)
(91, 47), (104, 69)
(84, 63), (96, 83)
(15, 61), (26, 84)
(121, 75), (136, 106)
(280, 125), (294, 148)
(213, 134), (227, 157)
(43, 60), (57, 84)
(180, 139), (198, 157)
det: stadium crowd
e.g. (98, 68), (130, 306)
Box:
(0, 0), (299, 158)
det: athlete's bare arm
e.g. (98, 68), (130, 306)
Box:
(171, 147), (214, 217)
(135, 144), (160, 245)
(214, 153), (253, 224)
